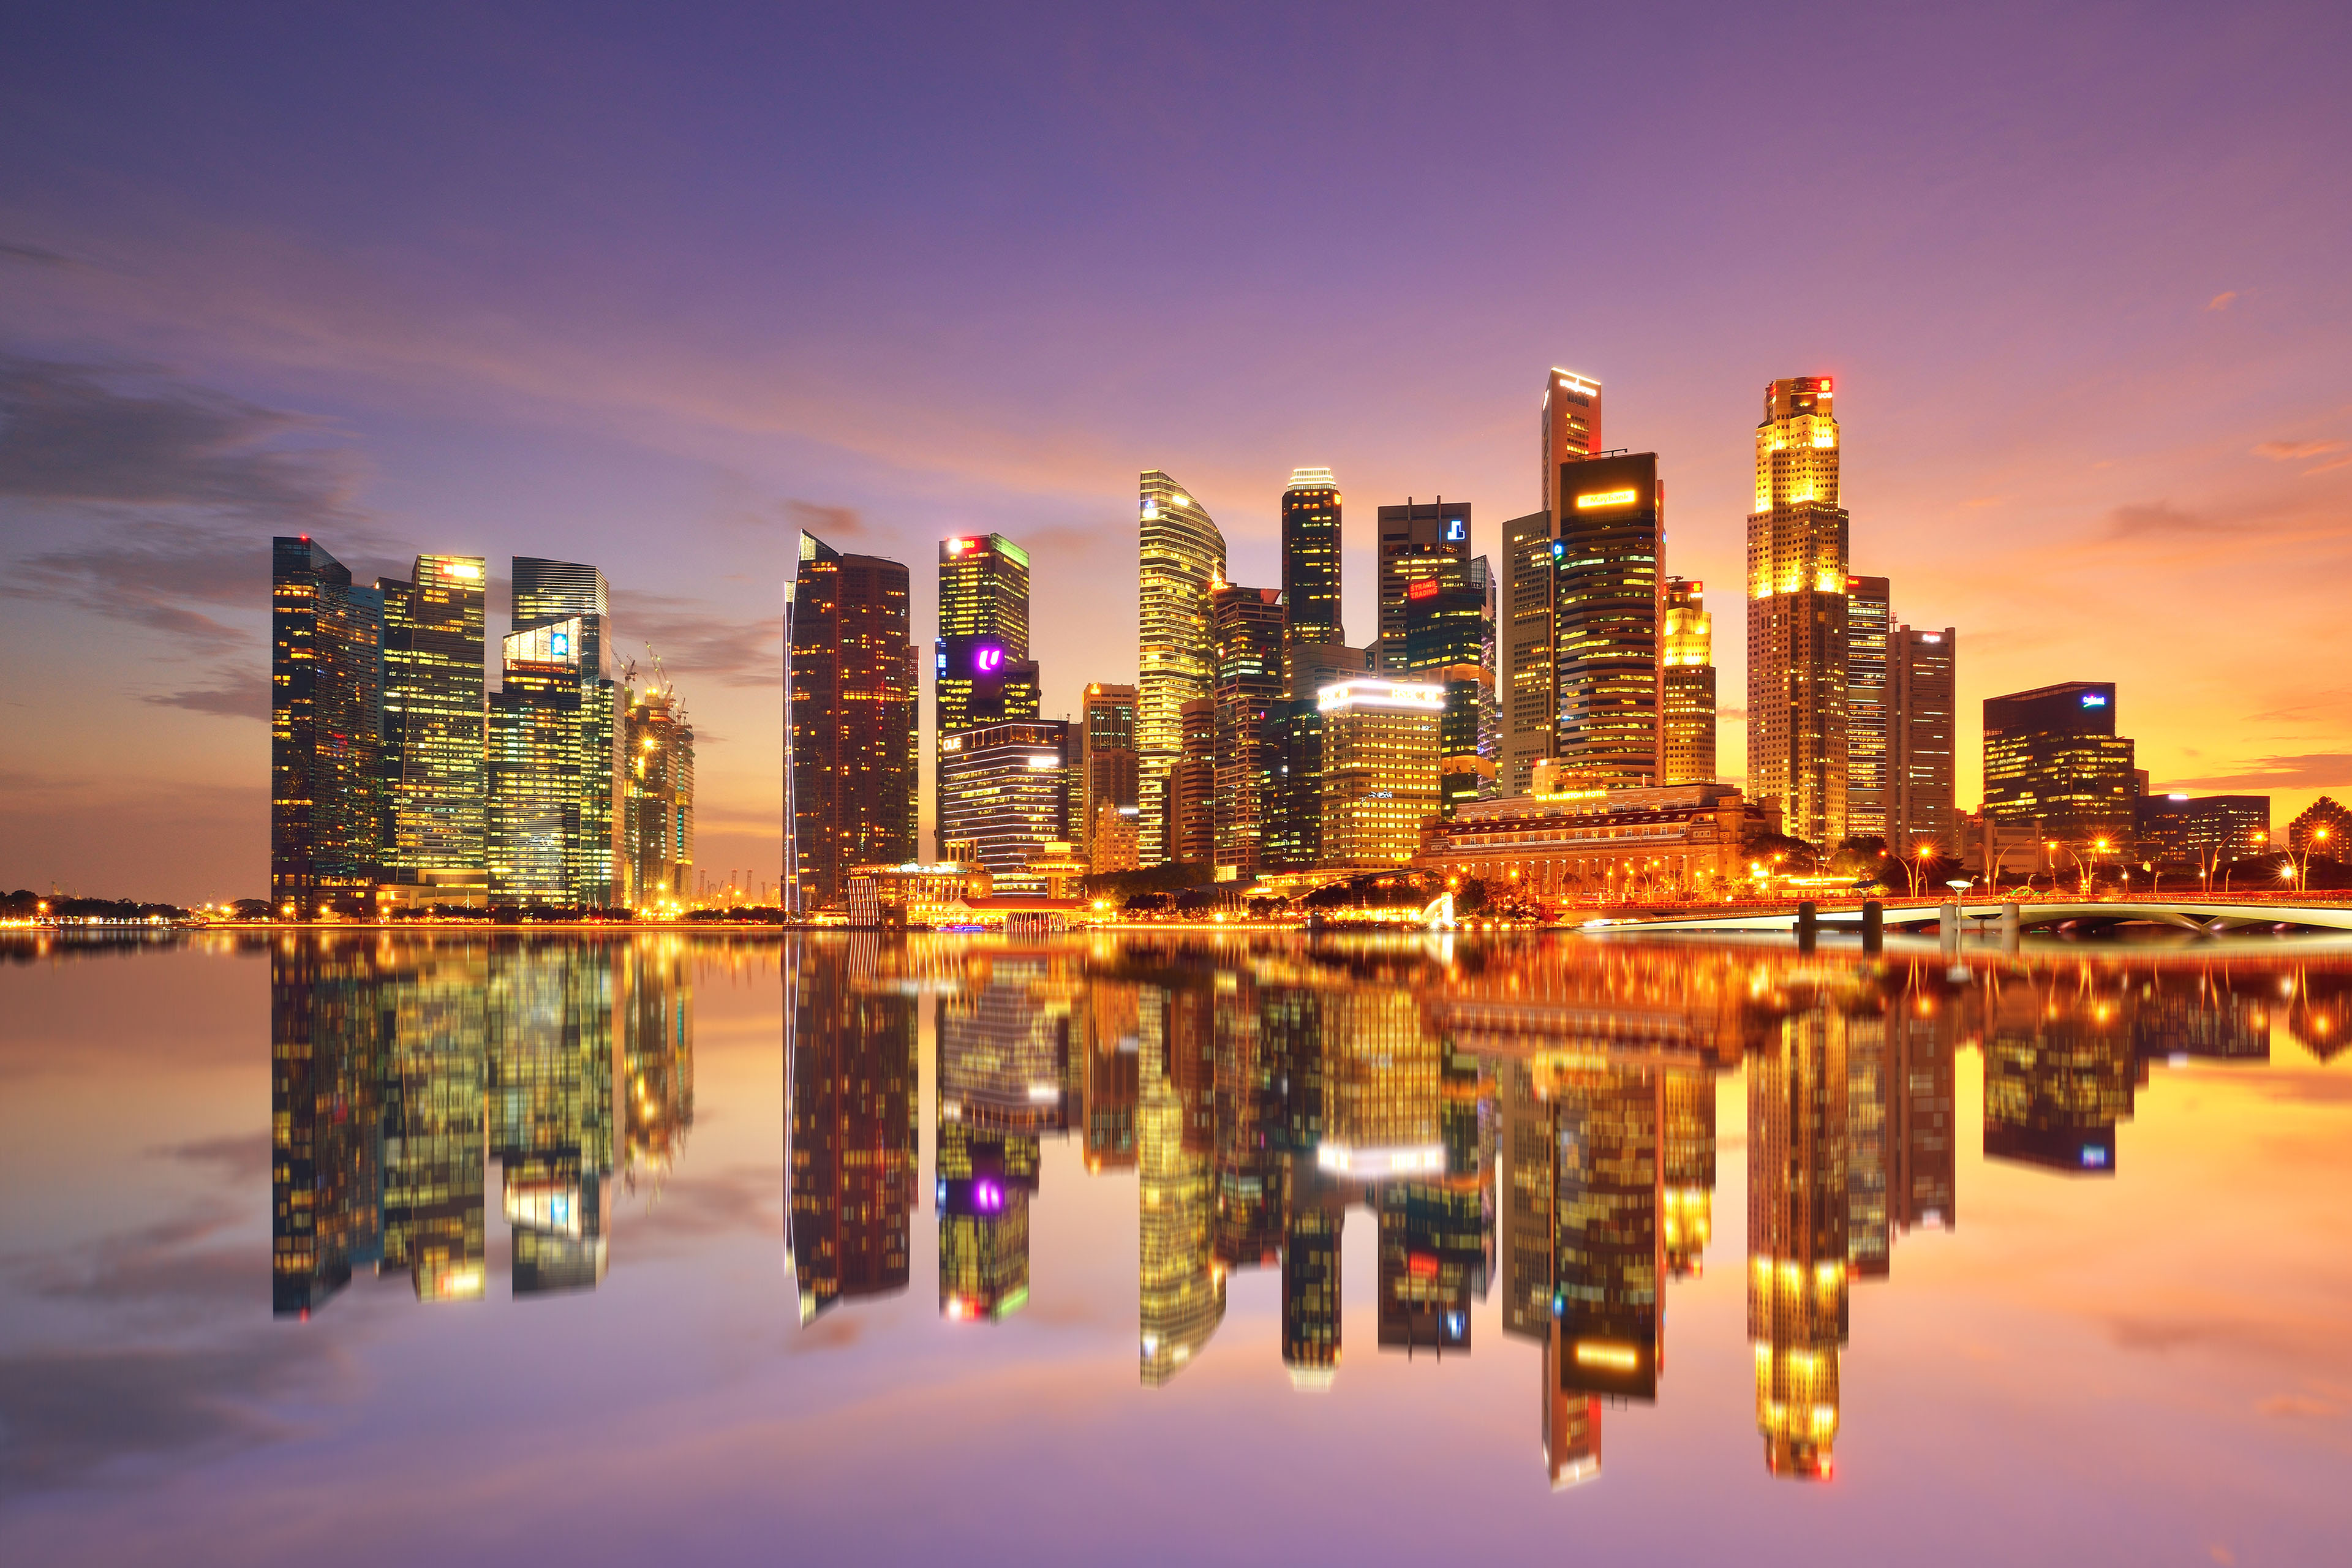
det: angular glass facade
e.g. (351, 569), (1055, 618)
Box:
(788, 532), (919, 909)
(1280, 468), (1343, 648)
(378, 554), (488, 903)
(1137, 471), (1226, 865)
(272, 536), (384, 917)
(1210, 584), (1285, 875)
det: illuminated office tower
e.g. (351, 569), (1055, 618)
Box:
(1137, 472), (1227, 864)
(376, 554), (488, 907)
(1846, 1001), (1890, 1280)
(1553, 1063), (1664, 1400)
(1844, 575), (1891, 842)
(2135, 791), (2269, 869)
(1211, 977), (1284, 1270)
(935, 970), (1053, 1323)
(1982, 976), (2137, 1175)
(1317, 985), (1441, 1170)
(1281, 467), (1344, 650)
(788, 943), (918, 1324)
(1403, 559), (1493, 818)
(937, 1147), (1031, 1322)
(1377, 1043), (1487, 1355)
(1169, 697), (1216, 867)
(1139, 989), (1225, 1385)
(1981, 681), (2136, 842)
(1374, 498), (1469, 669)
(510, 558), (625, 900)
(271, 942), (383, 1316)
(1080, 683), (1140, 862)
(1500, 1060), (1556, 1341)
(271, 536), (384, 918)
(1553, 453), (1663, 790)
(488, 946), (617, 1296)
(935, 533), (1034, 826)
(1318, 679), (1444, 867)
(382, 951), (491, 1302)
(1478, 562), (1501, 796)
(1544, 1327), (1604, 1490)
(1282, 1179), (1343, 1388)
(1746, 376), (1850, 848)
(1660, 1065), (1716, 1278)
(1888, 971), (1956, 1232)
(1087, 984), (1143, 1172)
(1748, 992), (1849, 1480)
(1500, 370), (1605, 798)
(1890, 627), (1958, 855)
(787, 532), (919, 909)
(488, 620), (588, 903)
(1211, 584), (1286, 875)
(1268, 641), (1366, 868)
(938, 720), (1072, 895)
(622, 679), (694, 907)
(1662, 577), (1717, 785)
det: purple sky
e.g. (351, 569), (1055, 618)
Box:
(2, 2), (2348, 902)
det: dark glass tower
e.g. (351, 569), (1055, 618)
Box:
(790, 941), (918, 1324)
(788, 532), (919, 909)
(935, 533), (1035, 827)
(494, 558), (624, 905)
(1280, 468), (1343, 649)
(1375, 498), (1470, 669)
(377, 554), (488, 906)
(1553, 453), (1662, 790)
(271, 536), (384, 918)
(1982, 681), (2136, 841)
(1402, 559), (1493, 816)
(1210, 584), (1286, 876)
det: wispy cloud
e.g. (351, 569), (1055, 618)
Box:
(785, 499), (863, 538)
(611, 587), (780, 688)
(0, 240), (81, 269)
(2206, 291), (2238, 312)
(141, 674), (271, 721)
(2170, 753), (2352, 790)
(2253, 439), (2344, 461)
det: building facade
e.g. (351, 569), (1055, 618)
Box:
(1417, 783), (1747, 899)
(505, 559), (625, 905)
(1746, 376), (1850, 849)
(1280, 468), (1343, 650)
(1982, 681), (2136, 842)
(623, 682), (694, 906)
(1661, 576), (1716, 785)
(1888, 626), (1958, 855)
(935, 533), (1033, 828)
(377, 554), (489, 908)
(272, 536), (385, 917)
(1080, 682), (1139, 858)
(1169, 696), (1216, 868)
(1501, 369), (1606, 799)
(1317, 679), (1443, 867)
(1268, 642), (1365, 869)
(1844, 574), (1891, 842)
(1138, 471), (1227, 865)
(2134, 793), (2269, 868)
(1210, 584), (1286, 876)
(1401, 559), (1493, 818)
(1553, 453), (1662, 791)
(788, 532), (919, 910)
(938, 720), (1073, 897)
(1374, 498), (1469, 669)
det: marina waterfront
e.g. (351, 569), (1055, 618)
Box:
(1, 929), (2347, 1564)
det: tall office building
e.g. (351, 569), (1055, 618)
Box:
(1746, 377), (1850, 848)
(1281, 468), (1343, 650)
(1502, 368), (1605, 797)
(1749, 990), (1849, 1480)
(1374, 498), (1469, 669)
(2135, 793), (2269, 867)
(489, 945), (618, 1297)
(1555, 1063), (1664, 1401)
(1553, 453), (1662, 790)
(1139, 987), (1225, 1385)
(1080, 682), (1140, 862)
(1402, 559), (1492, 817)
(488, 620), (592, 903)
(503, 558), (625, 904)
(271, 537), (384, 918)
(787, 532), (919, 910)
(1889, 627), (1958, 854)
(623, 680), (694, 906)
(937, 720), (1072, 896)
(1268, 641), (1366, 869)
(1318, 679), (1444, 867)
(789, 943), (918, 1323)
(1844, 575), (1891, 842)
(1982, 682), (2136, 842)
(1210, 584), (1286, 875)
(375, 554), (488, 907)
(1138, 472), (1227, 864)
(935, 534), (1034, 826)
(1661, 576), (1716, 785)
(1169, 697), (1216, 867)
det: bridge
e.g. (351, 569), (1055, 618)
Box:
(1592, 899), (2352, 937)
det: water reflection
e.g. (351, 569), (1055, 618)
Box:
(271, 933), (692, 1314)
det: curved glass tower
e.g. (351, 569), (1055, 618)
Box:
(1137, 471), (1226, 865)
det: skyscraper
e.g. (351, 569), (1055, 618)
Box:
(789, 943), (918, 1324)
(377, 554), (489, 908)
(1555, 1063), (1665, 1401)
(935, 534), (1034, 827)
(1080, 682), (1140, 863)
(1746, 376), (1850, 848)
(1210, 584), (1286, 875)
(1169, 696), (1216, 868)
(1140, 986), (1224, 1385)
(1268, 641), (1366, 869)
(787, 532), (919, 910)
(1138, 472), (1227, 865)
(1503, 368), (1605, 797)
(503, 558), (625, 904)
(488, 620), (590, 903)
(1553, 453), (1662, 790)
(1401, 558), (1492, 817)
(1281, 468), (1343, 650)
(1890, 627), (1958, 856)
(1318, 679), (1444, 867)
(1374, 498), (1469, 669)
(623, 679), (694, 906)
(1982, 681), (2136, 842)
(1844, 574), (1891, 843)
(1661, 576), (1716, 785)
(937, 719), (1072, 895)
(271, 536), (384, 918)
(1749, 987), (1849, 1480)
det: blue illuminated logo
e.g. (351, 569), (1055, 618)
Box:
(2081, 693), (2106, 707)
(550, 630), (570, 657)
(2081, 1145), (2109, 1167)
(936, 650), (947, 673)
(1445, 519), (1466, 542)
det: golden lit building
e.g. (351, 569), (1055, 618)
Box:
(623, 680), (693, 907)
(1660, 1065), (1715, 1277)
(1661, 576), (1716, 785)
(1137, 472), (1227, 865)
(1139, 987), (1224, 1384)
(377, 553), (489, 909)
(1501, 368), (1606, 799)
(1748, 990), (1849, 1480)
(1317, 678), (1443, 867)
(1417, 781), (1747, 900)
(1746, 376), (1849, 848)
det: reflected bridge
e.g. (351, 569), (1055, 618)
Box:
(1599, 899), (2352, 937)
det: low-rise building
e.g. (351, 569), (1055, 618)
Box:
(1417, 782), (1747, 900)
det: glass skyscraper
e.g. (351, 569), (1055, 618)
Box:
(935, 533), (1035, 830)
(1280, 467), (1343, 650)
(378, 554), (489, 907)
(1553, 453), (1663, 790)
(271, 535), (384, 917)
(1746, 377), (1850, 849)
(1137, 471), (1226, 865)
(788, 531), (919, 909)
(1210, 584), (1286, 875)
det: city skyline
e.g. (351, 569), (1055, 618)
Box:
(5, 7), (2350, 903)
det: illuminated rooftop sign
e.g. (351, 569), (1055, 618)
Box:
(1316, 679), (1446, 713)
(1315, 1143), (1446, 1177)
(1575, 488), (1638, 510)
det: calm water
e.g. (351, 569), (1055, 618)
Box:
(1, 930), (2348, 1566)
